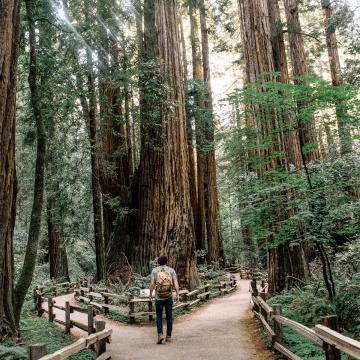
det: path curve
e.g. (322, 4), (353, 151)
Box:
(43, 275), (275, 360)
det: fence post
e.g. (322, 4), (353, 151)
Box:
(28, 344), (47, 360)
(95, 320), (106, 357)
(273, 304), (284, 347)
(33, 287), (38, 303)
(88, 305), (94, 335)
(259, 292), (267, 323)
(205, 281), (210, 300)
(104, 289), (109, 313)
(321, 316), (342, 360)
(48, 298), (54, 322)
(65, 301), (71, 335)
(89, 286), (93, 302)
(261, 280), (266, 288)
(148, 300), (153, 321)
(129, 295), (135, 324)
(250, 281), (259, 313)
(36, 292), (42, 317)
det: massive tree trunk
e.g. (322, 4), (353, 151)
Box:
(199, 0), (223, 262)
(237, 0), (309, 294)
(15, 0), (47, 324)
(189, 3), (205, 252)
(284, 0), (319, 163)
(111, 0), (198, 289)
(0, 0), (20, 338)
(321, 0), (351, 155)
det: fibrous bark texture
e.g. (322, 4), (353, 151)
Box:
(15, 0), (47, 325)
(111, 0), (198, 289)
(0, 0), (20, 337)
(237, 0), (309, 294)
(267, 0), (302, 169)
(200, 0), (223, 262)
(284, 0), (319, 163)
(189, 3), (205, 251)
(321, 0), (351, 155)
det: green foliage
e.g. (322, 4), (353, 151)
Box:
(3, 309), (95, 360)
(222, 75), (360, 254)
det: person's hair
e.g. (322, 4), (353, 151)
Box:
(158, 255), (168, 265)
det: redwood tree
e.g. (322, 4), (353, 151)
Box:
(0, 0), (20, 338)
(284, 0), (319, 163)
(321, 0), (351, 154)
(111, 0), (198, 289)
(199, 0), (223, 262)
(237, 0), (309, 294)
(15, 0), (47, 324)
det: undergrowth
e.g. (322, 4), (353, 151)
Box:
(1, 300), (95, 360)
(266, 277), (360, 359)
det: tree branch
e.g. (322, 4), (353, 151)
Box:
(282, 29), (322, 43)
(33, 17), (72, 34)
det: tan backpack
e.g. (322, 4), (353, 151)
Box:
(155, 266), (173, 298)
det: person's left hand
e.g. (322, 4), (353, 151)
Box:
(175, 295), (180, 302)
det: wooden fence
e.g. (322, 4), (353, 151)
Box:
(250, 280), (360, 360)
(34, 278), (237, 326)
(74, 278), (238, 322)
(28, 322), (112, 360)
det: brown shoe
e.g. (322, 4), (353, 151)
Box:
(165, 337), (171, 342)
(157, 335), (164, 344)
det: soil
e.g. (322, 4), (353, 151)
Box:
(43, 275), (275, 360)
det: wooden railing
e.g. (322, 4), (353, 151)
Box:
(74, 278), (238, 322)
(34, 278), (237, 325)
(28, 322), (112, 360)
(250, 280), (360, 360)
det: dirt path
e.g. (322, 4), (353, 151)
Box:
(44, 276), (274, 360)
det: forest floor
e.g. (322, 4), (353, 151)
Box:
(43, 275), (275, 360)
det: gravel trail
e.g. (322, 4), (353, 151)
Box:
(44, 275), (274, 360)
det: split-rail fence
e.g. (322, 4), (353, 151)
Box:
(250, 280), (360, 360)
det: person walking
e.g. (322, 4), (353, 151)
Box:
(149, 255), (179, 344)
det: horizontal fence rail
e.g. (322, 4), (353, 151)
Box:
(28, 325), (112, 360)
(250, 280), (360, 360)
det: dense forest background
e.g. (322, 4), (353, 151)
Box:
(1, 0), (360, 348)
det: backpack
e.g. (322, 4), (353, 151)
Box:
(155, 266), (173, 298)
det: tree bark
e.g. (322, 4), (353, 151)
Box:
(47, 193), (69, 281)
(284, 0), (319, 163)
(189, 3), (206, 252)
(267, 0), (302, 169)
(200, 0), (223, 262)
(111, 0), (198, 289)
(125, 83), (134, 177)
(15, 0), (47, 325)
(179, 11), (188, 80)
(84, 1), (106, 281)
(237, 0), (309, 294)
(0, 0), (20, 337)
(321, 0), (351, 155)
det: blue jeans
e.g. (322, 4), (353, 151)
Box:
(155, 297), (173, 337)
